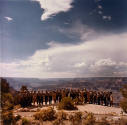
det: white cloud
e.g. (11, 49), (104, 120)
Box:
(0, 32), (127, 78)
(58, 21), (97, 41)
(74, 62), (86, 68)
(34, 0), (73, 21)
(102, 16), (112, 21)
(4, 16), (13, 21)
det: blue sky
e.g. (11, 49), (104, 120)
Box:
(0, 0), (127, 78)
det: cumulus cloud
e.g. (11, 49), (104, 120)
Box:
(4, 16), (13, 21)
(0, 32), (127, 78)
(34, 0), (73, 21)
(58, 21), (97, 41)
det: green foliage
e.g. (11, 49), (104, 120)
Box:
(33, 107), (56, 121)
(83, 113), (96, 125)
(58, 97), (77, 110)
(22, 118), (31, 125)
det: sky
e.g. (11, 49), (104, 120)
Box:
(0, 0), (127, 78)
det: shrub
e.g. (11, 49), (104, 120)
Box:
(83, 113), (96, 125)
(2, 111), (15, 125)
(58, 97), (77, 110)
(53, 111), (67, 125)
(119, 118), (127, 125)
(69, 112), (82, 125)
(73, 97), (83, 105)
(33, 107), (56, 121)
(120, 85), (127, 113)
(14, 114), (21, 121)
(97, 117), (110, 125)
(56, 111), (67, 120)
(14, 105), (21, 110)
(22, 118), (31, 125)
(120, 98), (127, 113)
(1, 93), (14, 110)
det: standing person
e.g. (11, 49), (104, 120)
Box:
(103, 92), (107, 106)
(100, 92), (104, 105)
(37, 91), (41, 106)
(56, 89), (59, 103)
(93, 91), (97, 104)
(49, 91), (52, 105)
(107, 92), (111, 106)
(110, 92), (113, 107)
(40, 91), (44, 106)
(81, 90), (84, 104)
(52, 91), (56, 104)
(33, 91), (37, 106)
(65, 88), (69, 97)
(59, 89), (62, 102)
(97, 92), (101, 105)
(89, 91), (93, 104)
(45, 90), (49, 105)
(62, 89), (66, 100)
(84, 89), (87, 103)
(87, 91), (90, 104)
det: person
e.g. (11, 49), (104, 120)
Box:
(80, 90), (84, 104)
(52, 91), (56, 104)
(49, 91), (52, 105)
(37, 91), (41, 106)
(40, 91), (44, 106)
(93, 91), (97, 104)
(97, 92), (101, 105)
(84, 89), (87, 103)
(58, 89), (62, 102)
(110, 92), (113, 107)
(45, 90), (49, 105)
(103, 92), (107, 106)
(33, 91), (37, 106)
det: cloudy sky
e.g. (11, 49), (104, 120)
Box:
(0, 0), (127, 78)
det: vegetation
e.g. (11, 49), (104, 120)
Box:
(33, 107), (56, 121)
(97, 117), (110, 125)
(83, 113), (96, 125)
(53, 111), (67, 125)
(1, 78), (21, 125)
(22, 118), (31, 125)
(69, 112), (82, 125)
(119, 118), (127, 125)
(120, 85), (127, 113)
(58, 97), (77, 110)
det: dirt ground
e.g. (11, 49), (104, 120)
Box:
(14, 104), (127, 125)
